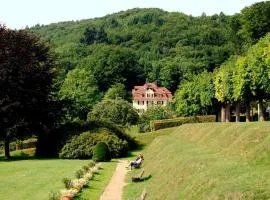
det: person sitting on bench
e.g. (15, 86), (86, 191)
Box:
(127, 154), (144, 169)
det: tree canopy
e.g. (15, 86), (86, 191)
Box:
(0, 25), (56, 158)
(58, 68), (102, 120)
(28, 3), (270, 121)
(175, 72), (215, 116)
(88, 99), (139, 126)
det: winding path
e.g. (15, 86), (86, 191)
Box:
(99, 160), (129, 200)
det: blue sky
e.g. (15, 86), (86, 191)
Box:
(0, 0), (264, 29)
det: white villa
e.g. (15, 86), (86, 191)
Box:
(132, 82), (173, 114)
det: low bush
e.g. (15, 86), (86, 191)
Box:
(150, 115), (216, 131)
(36, 120), (136, 158)
(75, 169), (84, 179)
(62, 178), (72, 189)
(57, 163), (101, 199)
(82, 165), (89, 172)
(88, 161), (95, 168)
(59, 131), (128, 159)
(92, 142), (111, 162)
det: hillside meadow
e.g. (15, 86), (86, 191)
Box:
(124, 122), (270, 200)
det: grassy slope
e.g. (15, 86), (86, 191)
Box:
(124, 122), (270, 200)
(131, 126), (178, 146)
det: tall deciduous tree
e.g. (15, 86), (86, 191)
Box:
(174, 72), (215, 117)
(88, 99), (139, 126)
(85, 44), (145, 92)
(58, 68), (102, 120)
(103, 83), (127, 100)
(244, 33), (270, 121)
(214, 58), (235, 122)
(80, 25), (109, 45)
(239, 1), (270, 43)
(0, 26), (55, 158)
(232, 56), (251, 122)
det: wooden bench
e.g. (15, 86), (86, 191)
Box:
(131, 169), (144, 182)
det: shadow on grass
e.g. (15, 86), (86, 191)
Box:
(124, 146), (145, 159)
(141, 174), (152, 182)
(0, 156), (60, 162)
(131, 175), (152, 183)
(0, 153), (59, 162)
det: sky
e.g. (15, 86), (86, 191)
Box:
(0, 0), (265, 29)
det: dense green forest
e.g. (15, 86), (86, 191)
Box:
(29, 1), (270, 120)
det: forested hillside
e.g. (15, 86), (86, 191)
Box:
(29, 2), (270, 120)
(30, 8), (238, 90)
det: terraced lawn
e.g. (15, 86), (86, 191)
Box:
(124, 122), (270, 199)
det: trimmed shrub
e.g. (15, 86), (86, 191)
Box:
(92, 142), (111, 162)
(59, 131), (128, 159)
(150, 115), (216, 131)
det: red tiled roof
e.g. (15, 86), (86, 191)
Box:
(132, 83), (172, 101)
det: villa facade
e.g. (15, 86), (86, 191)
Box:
(132, 83), (173, 114)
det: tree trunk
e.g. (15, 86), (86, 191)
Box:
(235, 102), (240, 122)
(4, 137), (10, 159)
(225, 104), (230, 122)
(221, 105), (226, 122)
(216, 110), (221, 122)
(258, 100), (265, 122)
(246, 103), (251, 122)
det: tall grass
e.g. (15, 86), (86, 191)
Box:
(124, 122), (270, 199)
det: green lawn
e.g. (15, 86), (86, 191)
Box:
(0, 149), (114, 200)
(124, 122), (270, 200)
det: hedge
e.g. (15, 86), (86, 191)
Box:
(150, 115), (216, 131)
